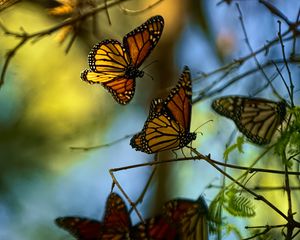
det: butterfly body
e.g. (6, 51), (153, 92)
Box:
(130, 66), (196, 154)
(81, 15), (164, 104)
(212, 96), (287, 145)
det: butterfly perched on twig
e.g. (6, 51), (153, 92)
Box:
(81, 15), (164, 105)
(130, 66), (196, 154)
(211, 96), (287, 145)
(55, 192), (132, 239)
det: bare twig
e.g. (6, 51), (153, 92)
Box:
(277, 20), (295, 107)
(193, 59), (297, 103)
(0, 0), (130, 88)
(190, 148), (290, 222)
(236, 3), (282, 100)
(119, 0), (163, 15)
(109, 168), (144, 223)
(69, 134), (134, 151)
(244, 224), (286, 240)
(129, 166), (157, 213)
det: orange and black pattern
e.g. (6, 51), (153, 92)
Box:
(132, 216), (179, 240)
(55, 193), (132, 240)
(81, 15), (164, 104)
(163, 196), (209, 240)
(130, 66), (197, 154)
(55, 217), (103, 240)
(212, 96), (287, 145)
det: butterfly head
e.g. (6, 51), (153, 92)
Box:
(180, 132), (197, 148)
(125, 65), (144, 79)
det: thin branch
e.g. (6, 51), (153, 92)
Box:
(129, 166), (157, 213)
(69, 134), (134, 151)
(109, 156), (300, 178)
(119, 0), (163, 15)
(0, 0), (130, 88)
(277, 20), (295, 107)
(193, 59), (298, 103)
(109, 169), (145, 223)
(259, 0), (292, 26)
(207, 184), (300, 191)
(236, 3), (282, 100)
(0, 36), (26, 87)
(244, 224), (286, 240)
(272, 61), (291, 100)
(190, 148), (290, 222)
(193, 30), (294, 84)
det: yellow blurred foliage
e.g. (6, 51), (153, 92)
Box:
(0, 2), (111, 168)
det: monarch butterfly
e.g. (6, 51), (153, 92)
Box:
(81, 15), (164, 105)
(163, 196), (209, 240)
(211, 96), (287, 145)
(132, 216), (179, 240)
(55, 192), (132, 239)
(130, 66), (196, 153)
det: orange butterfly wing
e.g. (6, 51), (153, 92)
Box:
(55, 217), (103, 239)
(212, 96), (287, 144)
(55, 193), (132, 240)
(165, 66), (193, 130)
(130, 66), (196, 153)
(101, 193), (132, 239)
(81, 69), (135, 105)
(81, 16), (164, 104)
(163, 197), (209, 240)
(132, 216), (179, 240)
(124, 15), (164, 68)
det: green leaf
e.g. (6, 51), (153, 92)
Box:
(223, 136), (244, 160)
(225, 188), (255, 217)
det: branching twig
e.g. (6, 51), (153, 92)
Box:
(69, 134), (134, 151)
(109, 156), (300, 180)
(277, 20), (295, 107)
(244, 224), (286, 240)
(236, 3), (282, 100)
(109, 168), (145, 223)
(193, 59), (297, 102)
(0, 0), (130, 88)
(119, 0), (163, 15)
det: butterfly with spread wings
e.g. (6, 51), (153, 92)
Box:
(81, 15), (164, 105)
(211, 96), (287, 145)
(163, 196), (209, 240)
(55, 192), (132, 240)
(130, 66), (196, 153)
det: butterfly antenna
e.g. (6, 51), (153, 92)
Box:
(144, 71), (154, 81)
(142, 60), (158, 71)
(141, 60), (159, 81)
(194, 119), (213, 134)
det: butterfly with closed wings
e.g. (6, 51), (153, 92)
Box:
(130, 66), (196, 154)
(211, 96), (287, 145)
(81, 15), (164, 105)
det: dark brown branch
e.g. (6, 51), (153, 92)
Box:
(0, 0), (130, 88)
(69, 134), (134, 151)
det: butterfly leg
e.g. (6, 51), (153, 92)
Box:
(180, 148), (187, 158)
(171, 150), (178, 159)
